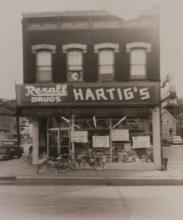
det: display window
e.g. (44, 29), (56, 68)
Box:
(38, 112), (154, 164)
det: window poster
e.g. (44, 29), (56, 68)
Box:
(111, 129), (129, 141)
(92, 136), (110, 148)
(71, 131), (88, 143)
(132, 136), (151, 148)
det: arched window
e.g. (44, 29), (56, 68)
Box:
(32, 44), (56, 82)
(94, 43), (119, 81)
(36, 50), (52, 82)
(99, 49), (114, 75)
(63, 44), (87, 82)
(130, 49), (146, 78)
(67, 49), (83, 81)
(126, 42), (151, 80)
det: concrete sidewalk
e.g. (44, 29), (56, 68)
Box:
(0, 145), (183, 185)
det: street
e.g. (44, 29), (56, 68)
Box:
(0, 185), (183, 220)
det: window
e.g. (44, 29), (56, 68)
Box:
(36, 51), (52, 82)
(99, 49), (114, 75)
(130, 49), (146, 79)
(126, 42), (151, 80)
(62, 44), (87, 82)
(32, 44), (56, 83)
(94, 43), (119, 81)
(67, 50), (83, 81)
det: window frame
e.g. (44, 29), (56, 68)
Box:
(130, 48), (147, 80)
(98, 48), (115, 78)
(94, 43), (119, 82)
(32, 44), (56, 83)
(126, 42), (151, 80)
(62, 44), (87, 82)
(67, 49), (83, 82)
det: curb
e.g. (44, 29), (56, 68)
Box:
(0, 176), (16, 185)
(0, 176), (182, 186)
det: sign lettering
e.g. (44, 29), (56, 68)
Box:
(24, 84), (68, 103)
(16, 83), (159, 106)
(73, 87), (152, 102)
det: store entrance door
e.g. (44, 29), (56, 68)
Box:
(48, 128), (70, 157)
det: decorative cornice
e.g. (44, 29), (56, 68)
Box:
(94, 43), (119, 53)
(32, 44), (56, 54)
(62, 44), (87, 53)
(126, 42), (151, 52)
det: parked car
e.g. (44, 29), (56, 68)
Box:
(172, 136), (183, 145)
(0, 139), (24, 160)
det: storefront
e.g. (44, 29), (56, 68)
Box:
(16, 82), (161, 169)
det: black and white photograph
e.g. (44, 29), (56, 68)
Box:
(0, 0), (183, 219)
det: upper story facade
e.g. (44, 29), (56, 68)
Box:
(22, 10), (160, 84)
(16, 10), (160, 108)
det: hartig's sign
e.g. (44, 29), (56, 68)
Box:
(73, 87), (150, 101)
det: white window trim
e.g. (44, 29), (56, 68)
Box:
(126, 42), (151, 53)
(32, 45), (55, 82)
(63, 45), (85, 82)
(62, 44), (87, 53)
(32, 44), (56, 54)
(94, 43), (119, 53)
(126, 42), (151, 80)
(96, 46), (116, 82)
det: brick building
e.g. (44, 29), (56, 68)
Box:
(16, 10), (161, 169)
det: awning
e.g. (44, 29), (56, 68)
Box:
(19, 107), (152, 118)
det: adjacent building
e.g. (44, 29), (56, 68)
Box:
(0, 100), (16, 141)
(16, 9), (161, 169)
(161, 109), (177, 143)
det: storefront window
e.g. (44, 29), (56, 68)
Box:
(39, 112), (153, 164)
(74, 118), (110, 130)
(111, 117), (153, 163)
(48, 116), (70, 129)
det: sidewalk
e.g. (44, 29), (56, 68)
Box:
(0, 145), (183, 185)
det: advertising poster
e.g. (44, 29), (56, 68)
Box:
(111, 129), (129, 141)
(132, 136), (151, 148)
(92, 136), (110, 148)
(71, 131), (88, 143)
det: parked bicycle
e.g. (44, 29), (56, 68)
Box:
(37, 153), (70, 174)
(79, 149), (107, 171)
(67, 153), (84, 170)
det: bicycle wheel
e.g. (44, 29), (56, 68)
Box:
(94, 160), (105, 171)
(70, 160), (78, 170)
(37, 161), (49, 174)
(78, 159), (86, 169)
(57, 159), (71, 173)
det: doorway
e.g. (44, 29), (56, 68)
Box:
(48, 128), (70, 157)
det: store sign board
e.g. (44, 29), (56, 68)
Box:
(111, 129), (129, 141)
(16, 84), (69, 104)
(71, 131), (88, 143)
(92, 136), (110, 148)
(16, 83), (159, 106)
(132, 136), (151, 148)
(72, 86), (155, 103)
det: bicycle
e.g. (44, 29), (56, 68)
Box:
(79, 150), (106, 171)
(37, 154), (70, 174)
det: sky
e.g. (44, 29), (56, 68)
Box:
(0, 0), (183, 99)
